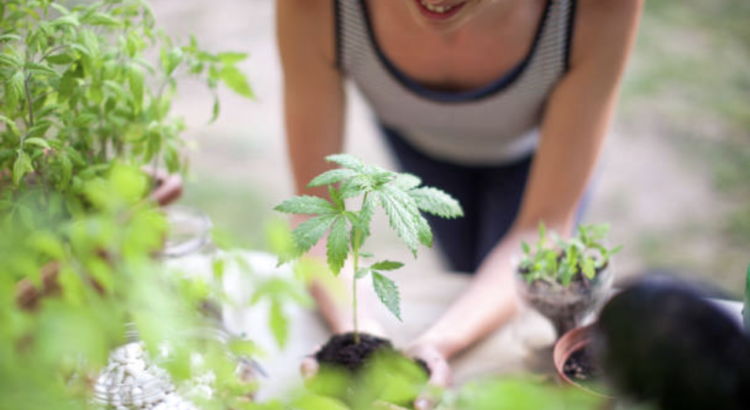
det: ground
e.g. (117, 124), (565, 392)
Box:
(152, 0), (750, 296)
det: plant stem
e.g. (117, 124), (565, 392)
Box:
(352, 227), (361, 345)
(24, 73), (35, 129)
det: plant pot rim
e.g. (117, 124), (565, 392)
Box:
(553, 324), (615, 399)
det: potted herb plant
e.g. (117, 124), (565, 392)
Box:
(516, 223), (620, 397)
(274, 154), (462, 380)
(0, 0), (254, 215)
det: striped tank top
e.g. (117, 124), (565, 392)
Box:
(335, 0), (577, 165)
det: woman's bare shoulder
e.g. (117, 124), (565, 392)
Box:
(571, 0), (644, 68)
(276, 0), (336, 68)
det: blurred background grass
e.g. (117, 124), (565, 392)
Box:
(151, 0), (750, 296)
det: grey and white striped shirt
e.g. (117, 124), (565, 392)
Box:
(335, 0), (576, 165)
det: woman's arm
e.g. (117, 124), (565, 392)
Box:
(277, 0), (384, 336)
(410, 0), (644, 361)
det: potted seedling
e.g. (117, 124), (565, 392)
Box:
(0, 0), (254, 216)
(275, 154), (462, 401)
(516, 223), (620, 397)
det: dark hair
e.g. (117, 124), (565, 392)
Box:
(595, 275), (750, 410)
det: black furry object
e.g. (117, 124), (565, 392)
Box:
(596, 276), (750, 410)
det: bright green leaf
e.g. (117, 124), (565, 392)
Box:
(326, 216), (349, 276)
(274, 195), (336, 215)
(220, 65), (254, 98)
(218, 52), (248, 65)
(325, 153), (364, 171)
(372, 272), (401, 321)
(292, 214), (337, 255)
(128, 64), (144, 112)
(269, 300), (289, 348)
(307, 168), (357, 188)
(24, 137), (50, 149)
(13, 151), (33, 186)
(354, 268), (371, 280)
(408, 187), (463, 219)
(371, 261), (404, 271)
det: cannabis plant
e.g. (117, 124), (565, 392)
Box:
(519, 223), (622, 287)
(0, 0), (253, 219)
(275, 154), (463, 342)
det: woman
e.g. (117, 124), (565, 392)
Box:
(277, 0), (642, 407)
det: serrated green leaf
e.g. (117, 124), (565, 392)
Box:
(359, 252), (374, 258)
(292, 214), (337, 255)
(581, 258), (596, 279)
(24, 137), (50, 149)
(609, 244), (623, 256)
(13, 151), (33, 186)
(372, 272), (401, 321)
(220, 65), (254, 98)
(354, 268), (371, 280)
(6, 71), (25, 112)
(392, 173), (421, 190)
(328, 186), (345, 211)
(83, 12), (121, 27)
(380, 185), (421, 256)
(0, 34), (22, 43)
(45, 53), (75, 65)
(415, 213), (433, 247)
(371, 261), (404, 271)
(52, 14), (80, 29)
(275, 195), (336, 215)
(269, 300), (288, 348)
(25, 62), (59, 77)
(308, 168), (357, 188)
(0, 115), (19, 136)
(408, 187), (463, 219)
(129, 64), (144, 112)
(325, 153), (364, 171)
(218, 52), (249, 65)
(326, 216), (349, 276)
(0, 53), (22, 68)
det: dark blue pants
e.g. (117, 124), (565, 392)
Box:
(382, 126), (534, 274)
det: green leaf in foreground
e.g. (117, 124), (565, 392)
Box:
(275, 195), (336, 215)
(371, 261), (404, 271)
(220, 65), (254, 98)
(409, 187), (463, 219)
(269, 300), (289, 348)
(292, 214), (337, 255)
(372, 272), (401, 321)
(326, 216), (349, 276)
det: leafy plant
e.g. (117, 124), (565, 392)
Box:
(0, 0), (253, 223)
(519, 222), (622, 287)
(275, 154), (463, 342)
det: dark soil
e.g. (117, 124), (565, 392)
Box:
(315, 332), (430, 375)
(563, 345), (608, 394)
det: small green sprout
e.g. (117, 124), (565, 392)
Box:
(275, 154), (463, 342)
(519, 222), (622, 287)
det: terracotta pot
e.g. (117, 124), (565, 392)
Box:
(147, 168), (183, 207)
(554, 324), (617, 407)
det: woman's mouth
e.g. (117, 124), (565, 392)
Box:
(414, 0), (466, 20)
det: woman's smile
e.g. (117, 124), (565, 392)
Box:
(413, 0), (467, 20)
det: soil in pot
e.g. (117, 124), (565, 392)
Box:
(315, 332), (429, 375)
(563, 345), (608, 395)
(519, 262), (611, 337)
(310, 332), (429, 408)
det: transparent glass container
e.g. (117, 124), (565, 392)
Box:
(158, 205), (214, 258)
(516, 263), (613, 338)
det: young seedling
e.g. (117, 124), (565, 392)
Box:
(519, 222), (622, 287)
(275, 154), (463, 343)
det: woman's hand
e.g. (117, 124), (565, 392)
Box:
(404, 342), (452, 410)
